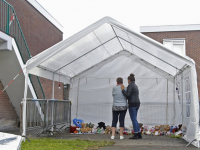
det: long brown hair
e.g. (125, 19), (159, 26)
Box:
(128, 73), (135, 81)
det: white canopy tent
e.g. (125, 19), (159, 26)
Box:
(22, 17), (199, 147)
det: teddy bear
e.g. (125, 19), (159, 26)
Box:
(153, 125), (160, 135)
(73, 118), (84, 128)
(105, 125), (112, 134)
(97, 122), (106, 130)
(86, 127), (92, 133)
(80, 123), (88, 133)
(162, 125), (170, 132)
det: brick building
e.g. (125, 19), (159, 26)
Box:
(0, 0), (65, 128)
(140, 25), (200, 97)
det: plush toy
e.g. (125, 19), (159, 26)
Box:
(80, 123), (88, 133)
(162, 125), (170, 132)
(92, 124), (97, 133)
(86, 127), (92, 134)
(128, 127), (132, 135)
(139, 123), (143, 128)
(153, 125), (160, 135)
(97, 127), (101, 134)
(172, 126), (178, 133)
(73, 118), (84, 128)
(97, 122), (106, 130)
(123, 127), (128, 135)
(76, 128), (81, 134)
(105, 125), (112, 134)
(143, 125), (149, 132)
(87, 122), (94, 128)
(150, 127), (155, 135)
(100, 127), (105, 134)
(160, 125), (164, 132)
(166, 131), (171, 135)
(170, 126), (174, 132)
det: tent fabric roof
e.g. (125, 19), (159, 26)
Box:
(26, 17), (195, 80)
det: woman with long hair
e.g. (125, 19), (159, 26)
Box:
(121, 73), (141, 139)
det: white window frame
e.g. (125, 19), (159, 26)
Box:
(163, 38), (186, 56)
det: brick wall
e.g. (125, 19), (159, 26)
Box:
(6, 0), (63, 56)
(0, 0), (64, 126)
(5, 0), (64, 100)
(0, 80), (18, 129)
(142, 31), (200, 97)
(39, 77), (64, 100)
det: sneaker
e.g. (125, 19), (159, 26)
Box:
(111, 136), (115, 139)
(120, 136), (124, 140)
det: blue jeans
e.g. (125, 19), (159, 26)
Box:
(129, 106), (140, 133)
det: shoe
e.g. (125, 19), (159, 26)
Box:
(120, 136), (124, 139)
(129, 133), (138, 139)
(138, 132), (142, 139)
(111, 136), (115, 139)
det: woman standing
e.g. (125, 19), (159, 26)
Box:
(121, 73), (141, 139)
(111, 77), (127, 140)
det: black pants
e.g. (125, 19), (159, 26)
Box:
(112, 109), (127, 127)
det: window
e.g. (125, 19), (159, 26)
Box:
(163, 38), (185, 56)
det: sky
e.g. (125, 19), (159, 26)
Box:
(38, 0), (200, 39)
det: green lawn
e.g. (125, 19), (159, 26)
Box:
(21, 138), (115, 150)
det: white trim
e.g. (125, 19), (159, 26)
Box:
(26, 0), (64, 32)
(12, 39), (37, 99)
(140, 24), (200, 33)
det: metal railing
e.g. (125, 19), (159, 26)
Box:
(0, 0), (45, 99)
(21, 99), (71, 136)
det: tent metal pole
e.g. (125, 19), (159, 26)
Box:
(166, 79), (168, 125)
(51, 73), (55, 132)
(22, 69), (28, 141)
(76, 78), (80, 118)
(117, 36), (180, 71)
(52, 73), (55, 99)
(173, 78), (176, 125)
(181, 72), (184, 138)
(54, 36), (117, 73)
(111, 25), (124, 50)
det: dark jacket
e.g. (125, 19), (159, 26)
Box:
(122, 81), (140, 104)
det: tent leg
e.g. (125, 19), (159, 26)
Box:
(22, 70), (28, 141)
(186, 139), (197, 147)
(181, 72), (184, 138)
(51, 73), (55, 132)
(166, 79), (168, 125)
(52, 73), (55, 99)
(76, 78), (80, 118)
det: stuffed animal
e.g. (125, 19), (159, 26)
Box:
(80, 123), (88, 133)
(101, 127), (105, 134)
(97, 122), (106, 130)
(160, 125), (164, 132)
(87, 122), (94, 128)
(143, 125), (149, 132)
(105, 125), (112, 134)
(73, 118), (84, 128)
(86, 127), (92, 133)
(76, 128), (81, 134)
(153, 125), (160, 135)
(123, 127), (128, 135)
(162, 125), (170, 132)
(92, 124), (97, 133)
(150, 127), (155, 135)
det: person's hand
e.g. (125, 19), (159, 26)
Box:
(121, 85), (125, 90)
